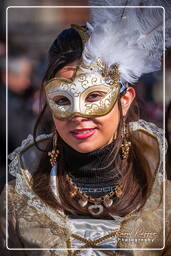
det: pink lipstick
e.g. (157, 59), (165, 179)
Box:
(70, 128), (96, 139)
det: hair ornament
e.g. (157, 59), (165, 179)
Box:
(82, 0), (171, 84)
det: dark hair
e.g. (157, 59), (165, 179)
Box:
(44, 28), (83, 82)
(32, 27), (153, 217)
(33, 28), (83, 137)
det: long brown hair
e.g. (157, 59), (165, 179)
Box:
(32, 27), (153, 217)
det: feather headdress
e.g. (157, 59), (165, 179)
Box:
(81, 0), (171, 84)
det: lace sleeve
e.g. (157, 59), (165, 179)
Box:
(8, 134), (52, 177)
(129, 119), (167, 183)
(0, 183), (25, 250)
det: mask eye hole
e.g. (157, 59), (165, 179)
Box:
(53, 96), (71, 106)
(86, 91), (107, 102)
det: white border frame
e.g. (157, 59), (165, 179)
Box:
(6, 5), (166, 252)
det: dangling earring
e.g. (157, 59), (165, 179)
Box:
(121, 117), (131, 159)
(48, 131), (59, 166)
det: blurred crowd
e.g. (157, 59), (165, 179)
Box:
(0, 36), (48, 192)
(0, 34), (171, 193)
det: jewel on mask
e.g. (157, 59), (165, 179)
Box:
(105, 76), (114, 85)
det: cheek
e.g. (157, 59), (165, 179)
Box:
(53, 118), (67, 138)
(93, 103), (120, 144)
(98, 104), (120, 133)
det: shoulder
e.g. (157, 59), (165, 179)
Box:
(129, 119), (164, 174)
(8, 133), (52, 177)
(129, 120), (165, 173)
(129, 119), (164, 145)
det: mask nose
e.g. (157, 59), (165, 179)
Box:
(72, 96), (81, 113)
(69, 94), (87, 121)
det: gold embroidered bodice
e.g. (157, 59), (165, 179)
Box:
(0, 120), (171, 256)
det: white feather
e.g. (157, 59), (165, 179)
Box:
(82, 0), (171, 83)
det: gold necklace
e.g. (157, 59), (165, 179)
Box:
(66, 174), (122, 216)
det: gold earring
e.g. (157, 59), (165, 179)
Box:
(121, 117), (131, 159)
(48, 131), (59, 166)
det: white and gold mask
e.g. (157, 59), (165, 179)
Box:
(45, 61), (121, 120)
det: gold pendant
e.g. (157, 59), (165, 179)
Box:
(103, 196), (113, 208)
(88, 204), (103, 215)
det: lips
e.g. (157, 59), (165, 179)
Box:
(70, 128), (96, 139)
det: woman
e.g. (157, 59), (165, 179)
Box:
(1, 3), (171, 256)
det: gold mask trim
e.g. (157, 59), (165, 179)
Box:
(45, 60), (121, 120)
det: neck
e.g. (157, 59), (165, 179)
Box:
(62, 141), (120, 198)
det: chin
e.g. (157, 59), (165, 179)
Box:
(71, 142), (99, 153)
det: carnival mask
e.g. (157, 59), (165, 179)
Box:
(45, 61), (121, 120)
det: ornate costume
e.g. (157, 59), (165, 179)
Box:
(0, 120), (171, 255)
(1, 1), (171, 255)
